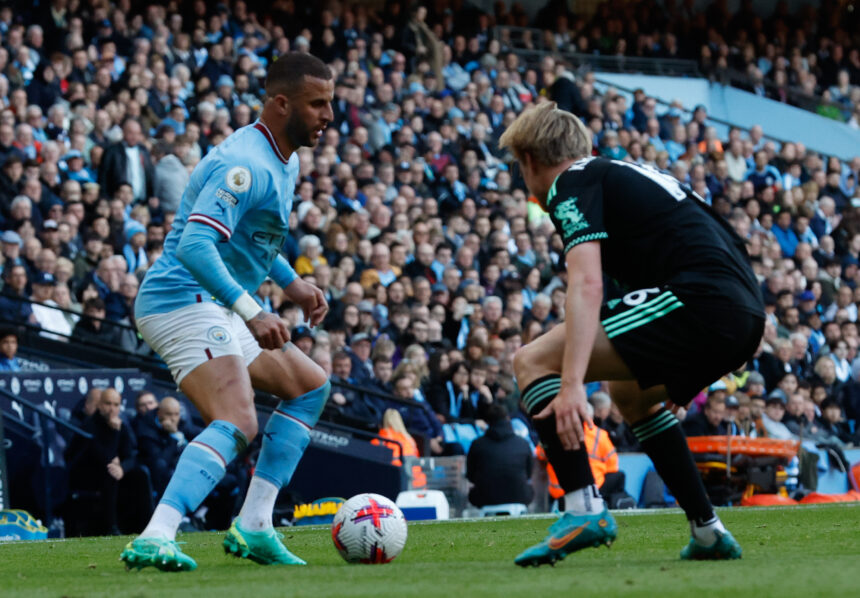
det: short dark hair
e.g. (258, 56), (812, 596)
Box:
(83, 297), (106, 312)
(485, 402), (508, 424)
(820, 397), (840, 411)
(372, 354), (391, 366)
(265, 52), (332, 97)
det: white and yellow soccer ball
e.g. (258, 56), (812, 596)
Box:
(331, 493), (408, 564)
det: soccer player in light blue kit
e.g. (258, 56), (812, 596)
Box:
(121, 53), (334, 571)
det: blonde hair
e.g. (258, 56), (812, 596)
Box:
(393, 358), (425, 385)
(498, 101), (592, 166)
(381, 408), (409, 435)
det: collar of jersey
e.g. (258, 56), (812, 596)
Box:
(253, 120), (289, 164)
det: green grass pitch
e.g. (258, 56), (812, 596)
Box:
(1, 504), (857, 598)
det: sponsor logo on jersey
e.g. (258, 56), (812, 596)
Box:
(554, 197), (589, 238)
(226, 166), (251, 193)
(207, 326), (232, 344)
(215, 188), (238, 207)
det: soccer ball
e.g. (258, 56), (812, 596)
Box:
(331, 493), (408, 564)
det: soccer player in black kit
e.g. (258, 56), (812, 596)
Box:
(499, 102), (764, 567)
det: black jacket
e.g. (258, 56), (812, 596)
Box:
(98, 141), (154, 199)
(549, 76), (587, 117)
(66, 412), (137, 492)
(466, 419), (534, 507)
(601, 418), (640, 452)
(682, 410), (728, 437)
(134, 412), (189, 495)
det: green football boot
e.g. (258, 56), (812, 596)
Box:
(514, 507), (617, 567)
(680, 529), (742, 560)
(223, 518), (307, 565)
(120, 537), (198, 572)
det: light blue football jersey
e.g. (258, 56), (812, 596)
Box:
(136, 121), (299, 318)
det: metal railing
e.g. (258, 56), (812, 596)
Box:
(587, 76), (797, 149)
(2, 299), (431, 441)
(715, 67), (849, 119)
(493, 25), (850, 120)
(0, 387), (92, 524)
(492, 26), (701, 77)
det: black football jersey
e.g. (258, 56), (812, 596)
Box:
(546, 157), (764, 316)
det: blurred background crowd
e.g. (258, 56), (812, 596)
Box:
(0, 0), (859, 528)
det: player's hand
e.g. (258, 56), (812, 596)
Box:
(284, 279), (329, 327)
(665, 398), (690, 417)
(247, 311), (291, 350)
(107, 457), (124, 481)
(535, 384), (592, 451)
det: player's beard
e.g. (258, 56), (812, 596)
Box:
(285, 111), (316, 149)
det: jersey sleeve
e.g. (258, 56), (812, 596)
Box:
(187, 158), (262, 240)
(547, 167), (608, 254)
(269, 253), (298, 288)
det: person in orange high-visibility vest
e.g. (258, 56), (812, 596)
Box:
(371, 409), (427, 488)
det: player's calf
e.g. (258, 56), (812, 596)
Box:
(234, 381), (331, 536)
(628, 405), (740, 559)
(515, 375), (614, 567)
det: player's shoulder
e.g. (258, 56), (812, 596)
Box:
(202, 126), (275, 194)
(548, 157), (607, 206)
(561, 156), (611, 184)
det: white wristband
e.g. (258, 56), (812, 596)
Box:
(232, 292), (263, 322)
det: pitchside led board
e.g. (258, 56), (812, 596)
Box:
(0, 370), (152, 425)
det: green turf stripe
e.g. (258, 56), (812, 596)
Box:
(606, 301), (683, 339)
(632, 412), (676, 438)
(635, 417), (679, 441)
(601, 291), (673, 326)
(603, 294), (677, 332)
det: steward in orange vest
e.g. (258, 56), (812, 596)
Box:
(371, 409), (427, 488)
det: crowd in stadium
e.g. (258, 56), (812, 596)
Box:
(0, 0), (859, 529)
(522, 0), (860, 123)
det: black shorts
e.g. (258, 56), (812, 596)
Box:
(601, 285), (764, 404)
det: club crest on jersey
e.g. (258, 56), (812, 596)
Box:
(554, 197), (589, 237)
(226, 166), (251, 193)
(207, 326), (232, 344)
(215, 188), (238, 207)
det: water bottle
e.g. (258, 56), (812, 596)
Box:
(48, 517), (65, 539)
(784, 456), (799, 493)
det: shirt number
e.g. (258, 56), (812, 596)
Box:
(612, 160), (703, 203)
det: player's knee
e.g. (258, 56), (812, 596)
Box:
(283, 379), (331, 429)
(236, 412), (258, 443)
(612, 397), (651, 424)
(231, 396), (259, 442)
(512, 345), (531, 378)
(301, 361), (328, 395)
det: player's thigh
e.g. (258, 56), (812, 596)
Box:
(513, 323), (634, 390)
(138, 303), (258, 438)
(179, 355), (258, 439)
(608, 380), (669, 423)
(248, 342), (328, 400)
